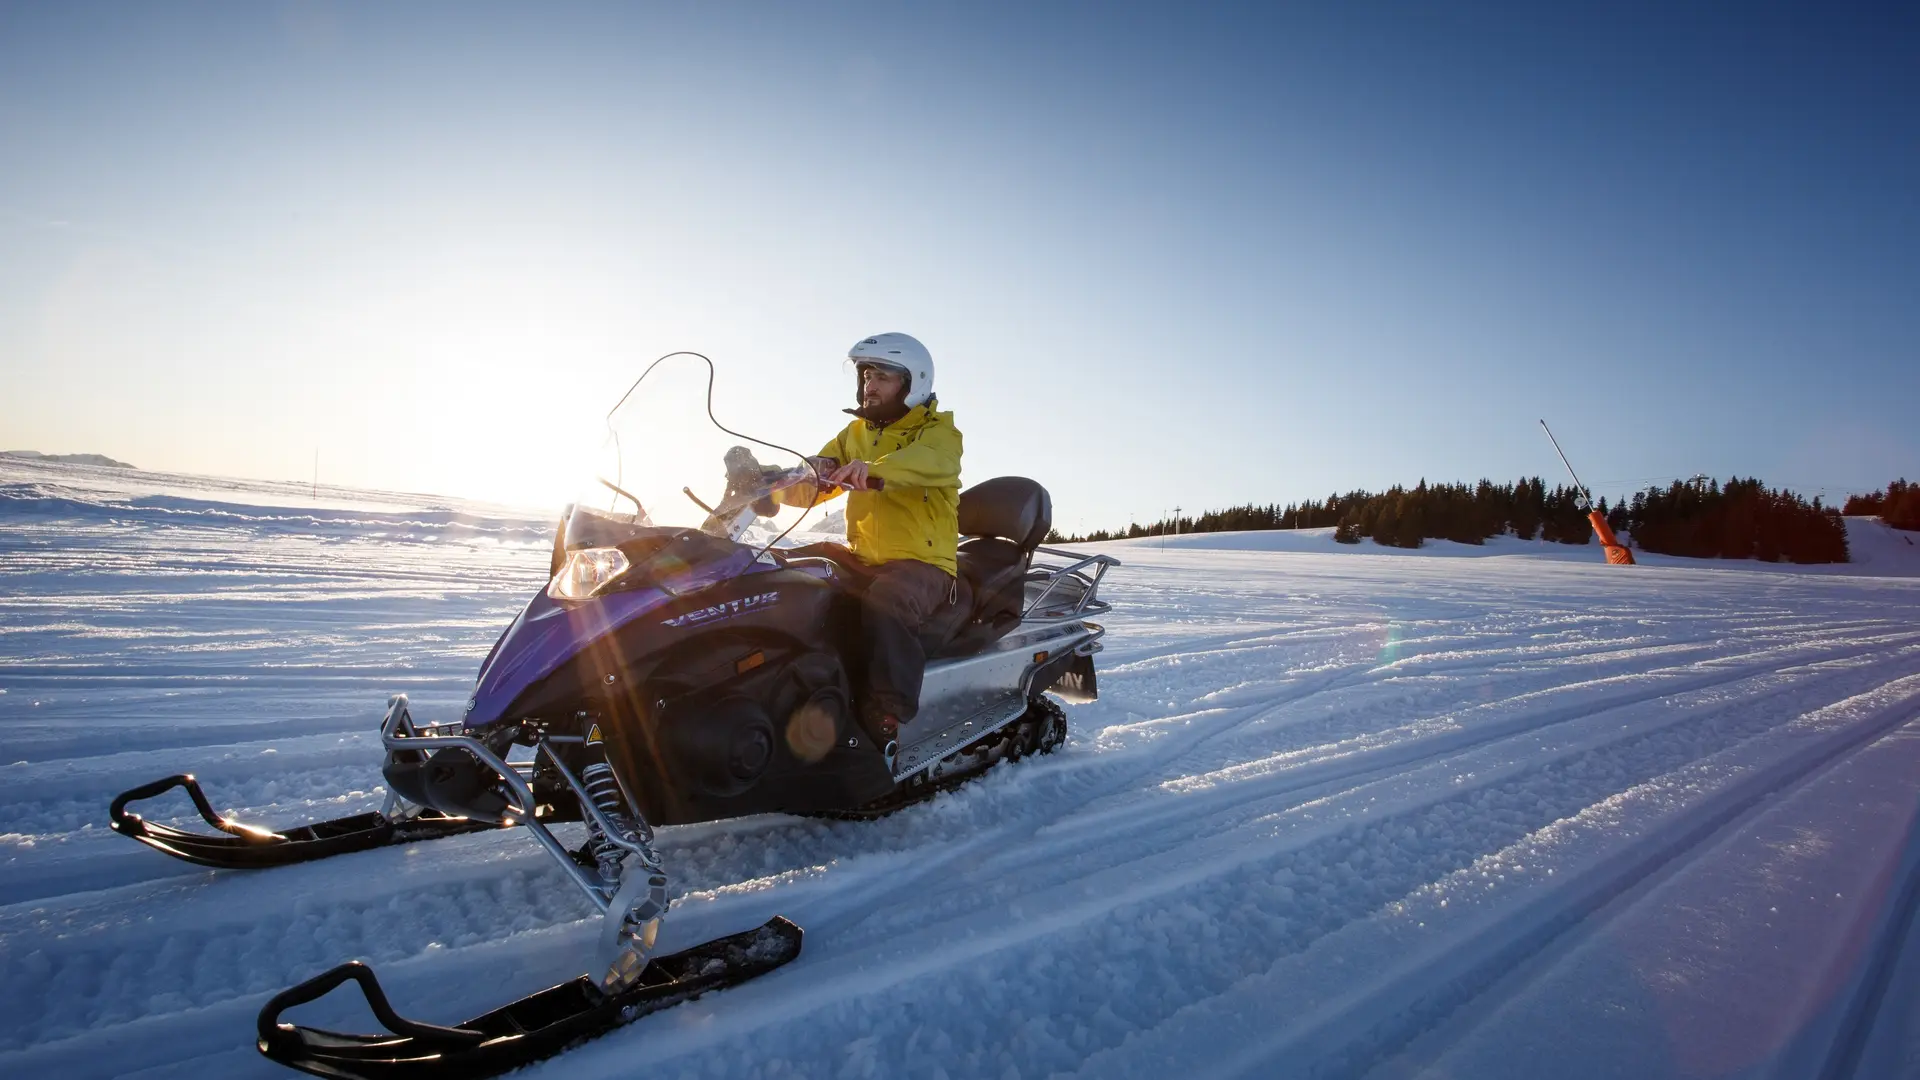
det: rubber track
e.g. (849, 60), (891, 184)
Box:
(808, 697), (1067, 821)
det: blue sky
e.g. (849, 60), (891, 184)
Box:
(3, 1), (1915, 533)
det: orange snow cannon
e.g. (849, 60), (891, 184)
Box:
(1541, 420), (1636, 566)
(1587, 510), (1637, 565)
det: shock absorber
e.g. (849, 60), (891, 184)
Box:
(574, 736), (672, 991)
(579, 746), (649, 886)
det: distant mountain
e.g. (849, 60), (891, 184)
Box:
(2, 450), (138, 469)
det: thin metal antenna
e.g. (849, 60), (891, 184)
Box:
(1540, 419), (1636, 565)
(1539, 420), (1588, 497)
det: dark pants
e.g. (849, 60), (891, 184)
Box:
(858, 558), (955, 729)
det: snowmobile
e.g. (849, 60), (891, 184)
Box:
(111, 354), (1117, 1078)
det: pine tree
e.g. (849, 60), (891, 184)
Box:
(1394, 490), (1426, 548)
(1371, 498), (1401, 547)
(1509, 477), (1541, 540)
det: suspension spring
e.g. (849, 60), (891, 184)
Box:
(580, 750), (645, 884)
(581, 760), (628, 826)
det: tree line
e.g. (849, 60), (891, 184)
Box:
(1049, 475), (1858, 564)
(1617, 478), (1847, 563)
(1843, 480), (1920, 531)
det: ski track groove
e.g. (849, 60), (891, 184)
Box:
(1061, 677), (1920, 1080)
(1816, 785), (1920, 1080)
(1308, 678), (1920, 1080)
(973, 638), (1920, 892)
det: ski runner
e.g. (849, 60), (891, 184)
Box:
(784, 332), (963, 746)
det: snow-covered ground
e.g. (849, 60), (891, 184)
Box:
(4, 456), (1920, 1080)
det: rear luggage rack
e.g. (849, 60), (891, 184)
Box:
(1023, 546), (1119, 622)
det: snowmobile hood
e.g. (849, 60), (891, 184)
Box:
(463, 546), (762, 727)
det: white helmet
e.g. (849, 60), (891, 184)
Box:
(848, 332), (935, 409)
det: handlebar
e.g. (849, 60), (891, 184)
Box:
(784, 465), (883, 493)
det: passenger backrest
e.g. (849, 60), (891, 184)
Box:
(957, 477), (1052, 552)
(938, 478), (1054, 657)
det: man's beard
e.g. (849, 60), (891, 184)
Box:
(848, 394), (911, 425)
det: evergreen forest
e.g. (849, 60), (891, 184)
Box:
(1843, 480), (1920, 532)
(1049, 476), (1856, 564)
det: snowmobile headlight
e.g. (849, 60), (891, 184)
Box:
(548, 547), (631, 600)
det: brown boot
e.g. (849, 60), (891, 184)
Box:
(861, 703), (902, 745)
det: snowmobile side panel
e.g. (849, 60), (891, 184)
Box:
(495, 566), (840, 727)
(257, 916), (803, 1080)
(596, 630), (896, 825)
(109, 774), (502, 870)
(481, 568), (901, 826)
(893, 616), (1091, 776)
(465, 531), (765, 727)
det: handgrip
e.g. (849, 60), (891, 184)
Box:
(820, 475), (883, 492)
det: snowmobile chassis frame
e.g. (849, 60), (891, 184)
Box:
(892, 617), (1104, 776)
(886, 546), (1114, 777)
(377, 695), (662, 918)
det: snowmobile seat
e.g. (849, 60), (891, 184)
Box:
(937, 477), (1052, 657)
(782, 541), (973, 655)
(913, 568), (973, 654)
(958, 476), (1053, 554)
(785, 479), (1050, 659)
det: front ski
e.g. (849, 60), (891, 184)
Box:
(257, 915), (804, 1080)
(110, 773), (501, 870)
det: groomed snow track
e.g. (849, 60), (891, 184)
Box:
(5, 460), (1920, 1079)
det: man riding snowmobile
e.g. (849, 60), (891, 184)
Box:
(109, 347), (1119, 1080)
(783, 332), (962, 746)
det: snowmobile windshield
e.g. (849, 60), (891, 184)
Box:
(561, 352), (828, 561)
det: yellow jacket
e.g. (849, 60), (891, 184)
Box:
(795, 401), (962, 575)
